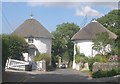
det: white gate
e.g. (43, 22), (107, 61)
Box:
(5, 58), (29, 70)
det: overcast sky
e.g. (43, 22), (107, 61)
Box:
(1, 0), (119, 34)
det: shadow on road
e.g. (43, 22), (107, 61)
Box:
(2, 70), (29, 82)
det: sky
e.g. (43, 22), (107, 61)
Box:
(1, 0), (120, 34)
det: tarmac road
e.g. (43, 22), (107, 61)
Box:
(2, 68), (120, 83)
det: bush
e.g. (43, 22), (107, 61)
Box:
(33, 53), (51, 67)
(94, 54), (107, 63)
(75, 55), (82, 63)
(46, 65), (55, 71)
(75, 53), (86, 63)
(92, 68), (120, 78)
(87, 57), (95, 72)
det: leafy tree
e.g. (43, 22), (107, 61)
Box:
(2, 34), (28, 68)
(52, 22), (80, 66)
(97, 9), (120, 55)
(33, 53), (50, 66)
(97, 10), (119, 31)
(92, 32), (113, 55)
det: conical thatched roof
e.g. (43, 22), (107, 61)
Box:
(12, 18), (52, 38)
(71, 21), (117, 40)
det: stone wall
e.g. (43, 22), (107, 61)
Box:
(92, 62), (120, 72)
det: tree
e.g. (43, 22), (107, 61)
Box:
(97, 9), (120, 55)
(92, 32), (113, 55)
(2, 34), (28, 68)
(33, 53), (50, 67)
(52, 22), (80, 66)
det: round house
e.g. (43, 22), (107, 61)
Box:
(71, 20), (117, 69)
(12, 18), (52, 62)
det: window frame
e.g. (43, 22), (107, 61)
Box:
(28, 36), (34, 43)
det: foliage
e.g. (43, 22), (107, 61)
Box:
(75, 55), (81, 63)
(108, 55), (120, 62)
(87, 55), (107, 72)
(75, 55), (87, 63)
(52, 22), (80, 67)
(33, 53), (51, 66)
(94, 54), (108, 63)
(46, 65), (55, 71)
(2, 34), (28, 68)
(97, 10), (120, 32)
(68, 61), (73, 68)
(97, 9), (120, 56)
(62, 51), (69, 61)
(87, 57), (95, 72)
(92, 32), (113, 55)
(85, 55), (107, 72)
(92, 68), (120, 78)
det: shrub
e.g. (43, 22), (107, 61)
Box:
(46, 65), (55, 71)
(94, 54), (107, 63)
(92, 68), (120, 78)
(75, 53), (86, 63)
(75, 55), (82, 63)
(92, 70), (106, 78)
(87, 57), (95, 72)
(33, 53), (51, 66)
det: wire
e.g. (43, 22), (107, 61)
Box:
(81, 14), (88, 28)
(2, 11), (14, 33)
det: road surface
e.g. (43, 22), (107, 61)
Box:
(2, 68), (119, 83)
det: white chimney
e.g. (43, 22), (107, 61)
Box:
(91, 19), (97, 22)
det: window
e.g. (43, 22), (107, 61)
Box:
(28, 36), (33, 43)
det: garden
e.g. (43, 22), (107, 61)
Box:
(75, 53), (120, 78)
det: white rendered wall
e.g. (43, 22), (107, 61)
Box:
(23, 38), (52, 61)
(72, 43), (77, 69)
(23, 53), (28, 61)
(75, 40), (93, 57)
(73, 40), (112, 57)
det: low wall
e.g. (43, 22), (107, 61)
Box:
(92, 62), (120, 72)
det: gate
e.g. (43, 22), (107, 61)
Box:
(5, 58), (29, 70)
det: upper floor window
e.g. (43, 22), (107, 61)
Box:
(28, 36), (34, 43)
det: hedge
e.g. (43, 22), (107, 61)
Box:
(92, 68), (120, 78)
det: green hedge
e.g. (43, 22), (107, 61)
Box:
(92, 68), (120, 78)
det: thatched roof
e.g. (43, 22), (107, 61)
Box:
(71, 21), (117, 40)
(12, 19), (52, 39)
